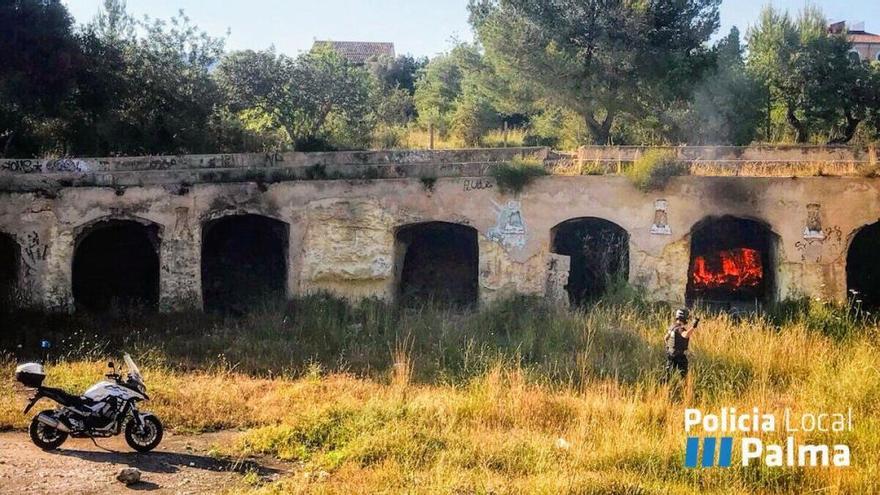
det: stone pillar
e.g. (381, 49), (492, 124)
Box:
(478, 236), (545, 304)
(40, 226), (75, 312)
(544, 253), (570, 307)
(159, 206), (202, 312)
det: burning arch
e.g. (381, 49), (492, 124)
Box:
(201, 213), (289, 313)
(72, 217), (161, 312)
(394, 221), (479, 307)
(686, 215), (779, 308)
(0, 232), (20, 312)
(846, 221), (880, 309)
(550, 217), (629, 305)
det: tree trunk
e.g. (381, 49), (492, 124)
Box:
(1, 130), (13, 158)
(585, 111), (615, 145)
(786, 105), (808, 143)
(828, 109), (860, 145)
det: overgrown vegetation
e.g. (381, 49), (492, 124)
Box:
(5, 1), (879, 158)
(625, 150), (690, 191)
(489, 156), (549, 194)
(1, 294), (879, 493)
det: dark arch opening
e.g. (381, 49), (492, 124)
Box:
(686, 215), (777, 308)
(550, 217), (629, 305)
(847, 222), (880, 309)
(201, 214), (289, 314)
(396, 222), (479, 307)
(0, 233), (20, 312)
(73, 219), (160, 312)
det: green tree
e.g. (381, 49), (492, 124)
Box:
(469, 0), (720, 144)
(683, 27), (764, 145)
(747, 6), (871, 143)
(0, 0), (81, 156)
(860, 64), (880, 142)
(70, 1), (225, 155)
(216, 46), (373, 150)
(413, 43), (522, 146)
(413, 47), (470, 136)
(366, 54), (427, 94)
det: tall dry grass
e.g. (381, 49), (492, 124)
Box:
(1, 296), (879, 493)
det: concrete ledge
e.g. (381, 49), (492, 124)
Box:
(577, 145), (879, 163)
(0, 147), (550, 175)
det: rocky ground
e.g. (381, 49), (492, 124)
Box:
(0, 431), (281, 494)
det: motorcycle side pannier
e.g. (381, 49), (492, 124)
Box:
(15, 362), (45, 388)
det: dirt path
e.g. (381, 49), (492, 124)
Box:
(0, 431), (283, 494)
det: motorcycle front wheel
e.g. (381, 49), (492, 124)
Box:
(29, 412), (68, 450)
(125, 414), (163, 452)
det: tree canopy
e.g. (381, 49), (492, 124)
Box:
(1, 0), (879, 157)
(469, 0), (720, 144)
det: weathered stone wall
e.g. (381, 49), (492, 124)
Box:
(577, 145), (878, 164)
(0, 148), (877, 312)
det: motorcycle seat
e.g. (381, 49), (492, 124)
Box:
(40, 386), (95, 409)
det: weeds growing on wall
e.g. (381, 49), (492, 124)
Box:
(625, 149), (690, 191)
(490, 156), (549, 194)
(419, 176), (437, 192)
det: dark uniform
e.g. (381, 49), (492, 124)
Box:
(665, 322), (690, 378)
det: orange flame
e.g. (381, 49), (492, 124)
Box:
(692, 248), (763, 290)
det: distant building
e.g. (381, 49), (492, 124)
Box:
(828, 21), (880, 62)
(311, 40), (395, 65)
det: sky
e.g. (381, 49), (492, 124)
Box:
(62, 0), (880, 58)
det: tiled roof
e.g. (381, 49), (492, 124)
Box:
(312, 41), (395, 64)
(848, 31), (880, 44)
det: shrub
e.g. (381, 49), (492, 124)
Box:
(419, 176), (437, 192)
(624, 150), (689, 191)
(579, 160), (607, 176)
(373, 125), (405, 149)
(490, 156), (549, 194)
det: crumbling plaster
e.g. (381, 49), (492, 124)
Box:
(1, 161), (878, 311)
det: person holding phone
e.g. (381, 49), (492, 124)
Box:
(665, 308), (699, 379)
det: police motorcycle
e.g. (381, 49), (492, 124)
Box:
(15, 349), (163, 452)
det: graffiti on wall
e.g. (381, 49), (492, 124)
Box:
(21, 231), (48, 277)
(544, 253), (570, 307)
(1, 160), (40, 173)
(793, 203), (843, 263)
(45, 159), (88, 173)
(488, 200), (527, 250)
(1, 159), (88, 174)
(463, 178), (493, 192)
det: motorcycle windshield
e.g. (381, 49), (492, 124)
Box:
(123, 353), (144, 384)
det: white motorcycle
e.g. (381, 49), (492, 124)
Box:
(15, 353), (163, 452)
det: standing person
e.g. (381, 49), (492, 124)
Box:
(665, 308), (699, 379)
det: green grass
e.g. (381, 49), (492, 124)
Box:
(2, 294), (880, 493)
(625, 150), (690, 191)
(490, 156), (550, 194)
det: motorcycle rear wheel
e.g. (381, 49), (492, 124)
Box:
(125, 414), (163, 452)
(29, 412), (68, 450)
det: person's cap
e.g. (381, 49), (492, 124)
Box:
(675, 308), (690, 320)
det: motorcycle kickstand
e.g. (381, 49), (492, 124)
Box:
(89, 436), (118, 453)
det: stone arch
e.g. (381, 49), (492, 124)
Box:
(201, 213), (289, 313)
(0, 231), (21, 312)
(550, 217), (629, 305)
(685, 215), (779, 308)
(846, 221), (880, 309)
(72, 217), (161, 312)
(394, 221), (479, 307)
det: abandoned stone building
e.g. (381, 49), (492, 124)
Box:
(1, 146), (880, 314)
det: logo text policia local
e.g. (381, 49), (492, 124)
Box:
(684, 408), (852, 468)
